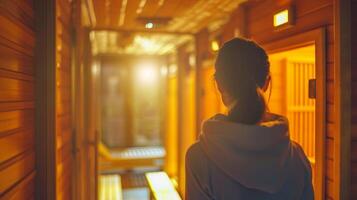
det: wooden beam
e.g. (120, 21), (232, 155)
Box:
(90, 27), (193, 36)
(34, 0), (57, 199)
(334, 0), (351, 199)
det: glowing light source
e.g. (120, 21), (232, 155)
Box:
(211, 40), (219, 52)
(168, 64), (177, 76)
(136, 63), (157, 84)
(145, 172), (182, 200)
(161, 66), (168, 76)
(274, 9), (289, 27)
(145, 22), (154, 29)
(92, 63), (99, 75)
(99, 175), (122, 200)
(135, 36), (159, 51)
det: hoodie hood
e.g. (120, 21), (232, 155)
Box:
(199, 113), (296, 194)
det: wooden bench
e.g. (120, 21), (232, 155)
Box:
(99, 143), (165, 171)
(145, 172), (182, 200)
(99, 174), (123, 200)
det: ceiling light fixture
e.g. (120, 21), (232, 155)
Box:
(145, 22), (154, 29)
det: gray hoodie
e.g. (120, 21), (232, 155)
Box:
(185, 113), (314, 200)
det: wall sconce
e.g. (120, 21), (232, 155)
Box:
(211, 40), (219, 52)
(273, 6), (295, 30)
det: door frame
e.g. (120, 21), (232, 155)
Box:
(333, 0), (352, 199)
(34, 0), (57, 199)
(262, 28), (326, 200)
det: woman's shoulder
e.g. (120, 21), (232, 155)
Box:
(186, 142), (205, 162)
(290, 141), (313, 174)
(185, 142), (211, 183)
(186, 142), (209, 169)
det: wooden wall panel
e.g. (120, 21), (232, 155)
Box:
(56, 0), (73, 199)
(349, 0), (356, 194)
(0, 0), (36, 199)
(177, 45), (197, 196)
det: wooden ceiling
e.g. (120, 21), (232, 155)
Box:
(85, 0), (245, 33)
(84, 0), (246, 55)
(90, 31), (194, 55)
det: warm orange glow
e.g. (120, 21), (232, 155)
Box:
(268, 44), (316, 182)
(274, 9), (289, 27)
(211, 40), (219, 52)
(136, 63), (158, 84)
(165, 75), (179, 179)
(200, 65), (225, 123)
(178, 69), (196, 196)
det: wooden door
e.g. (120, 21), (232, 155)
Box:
(264, 29), (326, 200)
(268, 45), (317, 184)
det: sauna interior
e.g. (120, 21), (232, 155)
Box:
(268, 45), (317, 182)
(0, 0), (355, 200)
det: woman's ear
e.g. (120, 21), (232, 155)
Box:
(261, 74), (271, 92)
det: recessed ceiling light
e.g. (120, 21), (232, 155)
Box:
(145, 22), (154, 29)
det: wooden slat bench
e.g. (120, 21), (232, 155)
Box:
(145, 172), (182, 200)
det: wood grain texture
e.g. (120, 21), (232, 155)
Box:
(351, 1), (357, 194)
(351, 1), (357, 198)
(0, 0), (36, 199)
(55, 0), (73, 199)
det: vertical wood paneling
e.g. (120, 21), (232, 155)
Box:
(177, 45), (196, 196)
(56, 0), (73, 199)
(286, 60), (316, 160)
(351, 1), (357, 199)
(165, 74), (179, 178)
(200, 65), (222, 121)
(0, 0), (36, 199)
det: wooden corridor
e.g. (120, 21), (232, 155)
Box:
(0, 0), (356, 200)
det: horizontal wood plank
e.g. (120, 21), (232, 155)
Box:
(0, 101), (34, 112)
(0, 45), (34, 75)
(0, 68), (33, 82)
(0, 150), (35, 193)
(0, 128), (34, 164)
(249, 5), (333, 44)
(0, 171), (35, 200)
(0, 0), (36, 199)
(0, 110), (34, 134)
(0, 14), (34, 49)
